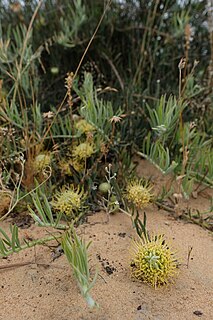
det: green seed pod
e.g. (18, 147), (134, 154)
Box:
(98, 182), (111, 194)
(110, 195), (117, 202)
(50, 67), (59, 75)
(109, 195), (119, 214)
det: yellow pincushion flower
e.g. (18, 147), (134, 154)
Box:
(72, 158), (84, 172)
(52, 185), (87, 217)
(34, 153), (51, 173)
(75, 119), (95, 134)
(126, 179), (153, 208)
(72, 142), (95, 160)
(131, 235), (178, 288)
(59, 160), (72, 176)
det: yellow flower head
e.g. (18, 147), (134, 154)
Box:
(75, 119), (95, 134)
(34, 153), (51, 173)
(59, 160), (72, 176)
(52, 185), (87, 217)
(126, 179), (153, 208)
(72, 142), (95, 160)
(131, 235), (178, 288)
(71, 158), (84, 172)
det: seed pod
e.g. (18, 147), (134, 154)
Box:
(98, 182), (111, 194)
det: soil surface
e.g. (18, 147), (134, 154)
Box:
(1, 160), (213, 320)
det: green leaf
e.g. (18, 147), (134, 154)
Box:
(61, 229), (98, 308)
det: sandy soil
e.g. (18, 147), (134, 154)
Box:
(0, 160), (213, 320)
